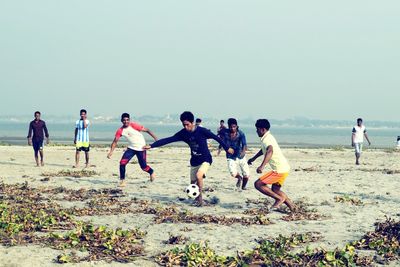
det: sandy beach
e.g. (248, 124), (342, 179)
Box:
(1, 144), (400, 266)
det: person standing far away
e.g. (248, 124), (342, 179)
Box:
(27, 111), (49, 167)
(351, 118), (371, 165)
(74, 109), (90, 168)
(195, 118), (203, 127)
(396, 136), (400, 149)
(217, 119), (227, 156)
(247, 119), (296, 212)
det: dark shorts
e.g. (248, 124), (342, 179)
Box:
(76, 146), (90, 152)
(32, 139), (43, 152)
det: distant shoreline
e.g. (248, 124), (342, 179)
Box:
(0, 138), (395, 150)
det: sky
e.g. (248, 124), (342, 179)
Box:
(1, 1), (399, 121)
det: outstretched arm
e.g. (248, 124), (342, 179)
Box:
(142, 127), (158, 141)
(144, 135), (181, 149)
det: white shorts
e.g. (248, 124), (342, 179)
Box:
(354, 143), (363, 154)
(227, 157), (250, 177)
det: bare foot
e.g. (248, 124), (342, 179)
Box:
(84, 163), (89, 169)
(73, 165), (78, 168)
(40, 161), (44, 166)
(118, 180), (127, 188)
(271, 197), (286, 210)
(150, 173), (155, 182)
(193, 195), (204, 207)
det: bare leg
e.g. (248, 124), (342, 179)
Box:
(272, 184), (296, 211)
(355, 153), (360, 165)
(39, 150), (44, 166)
(34, 151), (40, 167)
(74, 151), (80, 168)
(194, 170), (205, 206)
(235, 174), (243, 188)
(84, 151), (89, 168)
(242, 176), (249, 190)
(254, 179), (285, 208)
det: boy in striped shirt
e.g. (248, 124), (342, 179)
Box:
(74, 109), (90, 168)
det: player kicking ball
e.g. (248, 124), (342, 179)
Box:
(144, 111), (233, 206)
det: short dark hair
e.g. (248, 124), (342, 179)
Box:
(357, 118), (363, 123)
(34, 111), (41, 116)
(180, 111), (194, 123)
(227, 118), (237, 127)
(121, 113), (130, 121)
(220, 120), (225, 123)
(80, 109), (87, 114)
(195, 118), (202, 123)
(255, 119), (270, 130)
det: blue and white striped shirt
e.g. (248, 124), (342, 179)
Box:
(75, 119), (90, 143)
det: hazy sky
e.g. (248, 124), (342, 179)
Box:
(1, 1), (399, 121)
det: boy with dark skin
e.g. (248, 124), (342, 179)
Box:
(144, 111), (233, 206)
(27, 111), (49, 166)
(248, 119), (296, 211)
(74, 109), (90, 168)
(108, 113), (157, 187)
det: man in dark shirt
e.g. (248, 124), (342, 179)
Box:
(144, 111), (234, 206)
(27, 111), (49, 166)
(220, 118), (250, 190)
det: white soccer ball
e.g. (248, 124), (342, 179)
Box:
(185, 184), (200, 198)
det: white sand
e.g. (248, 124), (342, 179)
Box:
(1, 145), (400, 266)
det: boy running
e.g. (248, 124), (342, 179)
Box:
(74, 109), (90, 168)
(144, 111), (233, 206)
(27, 111), (49, 166)
(220, 118), (250, 190)
(107, 113), (157, 187)
(248, 119), (295, 211)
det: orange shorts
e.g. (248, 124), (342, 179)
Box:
(259, 171), (289, 186)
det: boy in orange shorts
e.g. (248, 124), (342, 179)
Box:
(248, 119), (295, 212)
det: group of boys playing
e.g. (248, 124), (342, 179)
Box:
(28, 110), (295, 212)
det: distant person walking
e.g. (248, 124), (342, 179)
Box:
(27, 111), (49, 167)
(248, 119), (295, 212)
(396, 136), (400, 149)
(74, 109), (90, 168)
(217, 119), (227, 155)
(351, 118), (371, 165)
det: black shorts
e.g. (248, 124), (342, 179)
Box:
(76, 146), (90, 152)
(32, 139), (43, 152)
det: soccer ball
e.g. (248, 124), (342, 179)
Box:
(185, 184), (200, 198)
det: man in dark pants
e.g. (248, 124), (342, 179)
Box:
(27, 111), (49, 166)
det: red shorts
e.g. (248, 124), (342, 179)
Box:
(259, 171), (289, 186)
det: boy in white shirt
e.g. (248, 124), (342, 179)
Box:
(107, 113), (157, 187)
(351, 118), (371, 165)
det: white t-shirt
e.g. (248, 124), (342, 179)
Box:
(115, 122), (146, 151)
(352, 125), (366, 143)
